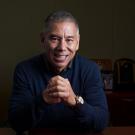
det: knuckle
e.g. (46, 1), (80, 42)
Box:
(57, 91), (61, 97)
(56, 85), (59, 90)
(56, 80), (59, 85)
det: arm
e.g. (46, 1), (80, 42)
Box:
(8, 64), (48, 133)
(73, 63), (109, 132)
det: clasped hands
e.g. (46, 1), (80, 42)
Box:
(42, 75), (76, 106)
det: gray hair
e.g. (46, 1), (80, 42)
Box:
(43, 10), (79, 34)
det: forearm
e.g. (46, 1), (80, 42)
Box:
(75, 62), (109, 131)
(8, 94), (47, 133)
(73, 101), (108, 132)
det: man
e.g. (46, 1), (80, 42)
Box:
(8, 11), (108, 134)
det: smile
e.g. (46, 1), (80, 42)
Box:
(54, 54), (68, 62)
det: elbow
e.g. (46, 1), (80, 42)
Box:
(8, 111), (30, 133)
(82, 109), (109, 132)
(93, 110), (109, 132)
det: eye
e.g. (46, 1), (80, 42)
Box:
(66, 38), (73, 44)
(50, 37), (58, 41)
(49, 36), (60, 43)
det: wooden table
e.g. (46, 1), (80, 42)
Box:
(103, 126), (135, 135)
(0, 128), (16, 135)
(0, 127), (135, 135)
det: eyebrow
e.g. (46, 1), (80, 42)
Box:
(49, 34), (61, 39)
(66, 36), (74, 38)
(49, 34), (74, 39)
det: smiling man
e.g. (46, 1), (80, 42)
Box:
(8, 11), (108, 134)
(42, 13), (80, 73)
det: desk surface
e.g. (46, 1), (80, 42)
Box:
(103, 127), (135, 135)
(1, 127), (135, 135)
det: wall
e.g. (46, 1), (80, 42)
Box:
(112, 0), (135, 59)
(0, 0), (135, 122)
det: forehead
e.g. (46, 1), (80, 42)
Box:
(47, 21), (78, 36)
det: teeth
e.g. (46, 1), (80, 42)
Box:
(55, 55), (67, 61)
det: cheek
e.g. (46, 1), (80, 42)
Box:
(44, 42), (56, 52)
(68, 39), (79, 52)
(48, 41), (59, 50)
(67, 44), (78, 53)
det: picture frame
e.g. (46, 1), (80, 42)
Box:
(91, 59), (113, 90)
(102, 71), (113, 90)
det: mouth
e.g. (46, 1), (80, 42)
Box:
(54, 54), (68, 62)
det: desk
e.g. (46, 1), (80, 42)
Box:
(106, 91), (135, 126)
(103, 127), (135, 135)
(29, 127), (135, 135)
(0, 127), (135, 135)
(0, 128), (15, 135)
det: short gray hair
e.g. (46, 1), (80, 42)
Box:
(44, 10), (79, 34)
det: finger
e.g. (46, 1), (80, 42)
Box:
(43, 88), (62, 103)
(49, 75), (66, 84)
(48, 85), (66, 93)
(48, 97), (62, 103)
(48, 79), (66, 88)
(56, 75), (65, 81)
(49, 91), (69, 98)
(65, 78), (70, 84)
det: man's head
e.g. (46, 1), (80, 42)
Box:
(41, 11), (80, 72)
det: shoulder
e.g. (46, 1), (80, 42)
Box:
(74, 54), (102, 86)
(15, 54), (43, 73)
(74, 54), (101, 81)
(76, 54), (99, 71)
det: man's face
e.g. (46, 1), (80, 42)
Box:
(41, 21), (80, 72)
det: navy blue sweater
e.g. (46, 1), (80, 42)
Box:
(8, 53), (108, 133)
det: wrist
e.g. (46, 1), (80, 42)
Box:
(70, 96), (84, 108)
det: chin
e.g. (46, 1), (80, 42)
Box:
(55, 63), (67, 69)
(53, 62), (69, 70)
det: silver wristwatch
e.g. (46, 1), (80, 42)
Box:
(75, 96), (84, 105)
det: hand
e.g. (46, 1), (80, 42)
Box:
(42, 75), (76, 106)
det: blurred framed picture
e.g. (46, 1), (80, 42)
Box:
(91, 59), (113, 90)
(102, 71), (113, 90)
(92, 59), (112, 71)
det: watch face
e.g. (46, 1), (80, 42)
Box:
(76, 96), (84, 105)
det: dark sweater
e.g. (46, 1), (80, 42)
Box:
(8, 53), (108, 133)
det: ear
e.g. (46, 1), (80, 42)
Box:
(76, 34), (80, 51)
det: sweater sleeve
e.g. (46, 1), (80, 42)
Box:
(8, 64), (48, 133)
(73, 62), (109, 132)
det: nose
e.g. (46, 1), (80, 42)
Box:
(57, 39), (66, 50)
